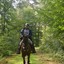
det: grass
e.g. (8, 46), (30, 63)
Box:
(0, 54), (42, 64)
(0, 48), (64, 64)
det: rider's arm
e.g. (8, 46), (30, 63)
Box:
(29, 30), (32, 36)
(20, 29), (24, 39)
(21, 29), (24, 35)
(29, 30), (32, 40)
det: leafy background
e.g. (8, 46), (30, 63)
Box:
(0, 0), (64, 61)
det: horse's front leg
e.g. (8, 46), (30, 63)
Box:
(23, 57), (25, 64)
(28, 55), (30, 64)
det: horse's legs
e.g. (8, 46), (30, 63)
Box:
(23, 57), (25, 64)
(27, 55), (30, 64)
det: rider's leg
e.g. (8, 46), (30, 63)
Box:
(28, 39), (36, 53)
(17, 39), (23, 54)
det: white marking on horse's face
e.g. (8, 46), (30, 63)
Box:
(23, 47), (25, 49)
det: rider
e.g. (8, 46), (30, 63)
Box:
(17, 23), (36, 54)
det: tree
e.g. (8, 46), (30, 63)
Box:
(38, 0), (64, 52)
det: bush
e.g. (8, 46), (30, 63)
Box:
(2, 50), (12, 57)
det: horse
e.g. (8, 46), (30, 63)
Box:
(20, 36), (31, 64)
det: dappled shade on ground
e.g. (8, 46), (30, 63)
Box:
(0, 49), (63, 64)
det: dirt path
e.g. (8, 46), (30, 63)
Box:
(0, 49), (63, 64)
(35, 52), (61, 64)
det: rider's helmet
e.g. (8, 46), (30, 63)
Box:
(24, 23), (29, 29)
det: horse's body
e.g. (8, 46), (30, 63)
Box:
(21, 36), (31, 64)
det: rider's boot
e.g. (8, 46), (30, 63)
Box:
(17, 38), (22, 54)
(31, 44), (36, 53)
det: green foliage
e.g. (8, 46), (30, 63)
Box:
(53, 51), (64, 62)
(38, 0), (64, 61)
(0, 0), (64, 62)
(2, 50), (12, 57)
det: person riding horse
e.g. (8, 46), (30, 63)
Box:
(17, 23), (36, 54)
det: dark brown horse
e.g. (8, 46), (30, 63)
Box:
(20, 36), (31, 64)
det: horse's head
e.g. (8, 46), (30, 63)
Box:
(23, 35), (29, 45)
(23, 35), (28, 40)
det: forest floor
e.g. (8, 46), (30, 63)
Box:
(0, 48), (64, 64)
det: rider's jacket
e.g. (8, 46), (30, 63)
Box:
(20, 28), (32, 40)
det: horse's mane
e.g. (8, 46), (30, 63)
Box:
(23, 36), (29, 46)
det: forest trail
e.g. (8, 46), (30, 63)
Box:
(0, 48), (63, 64)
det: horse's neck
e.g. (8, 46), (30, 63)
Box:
(23, 38), (28, 45)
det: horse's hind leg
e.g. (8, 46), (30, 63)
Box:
(28, 55), (30, 64)
(23, 57), (25, 64)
